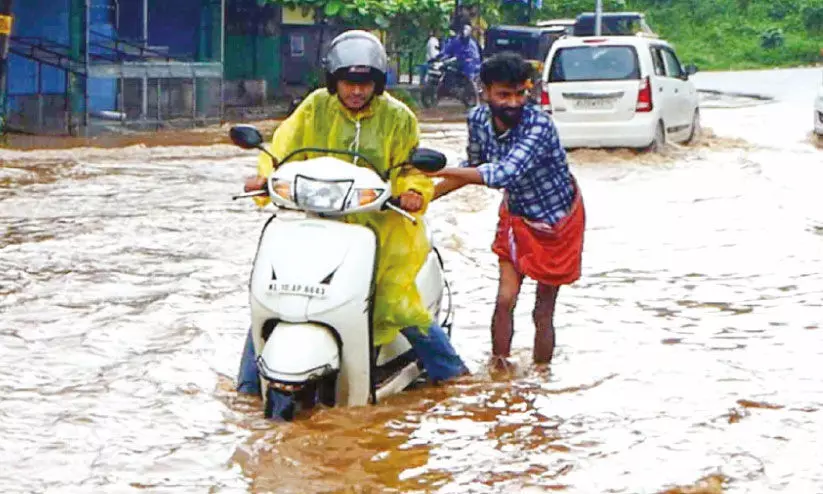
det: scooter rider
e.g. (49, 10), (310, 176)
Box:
(238, 30), (468, 396)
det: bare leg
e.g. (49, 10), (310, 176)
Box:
(491, 260), (524, 360)
(533, 283), (560, 364)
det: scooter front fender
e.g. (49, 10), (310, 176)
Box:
(258, 322), (340, 383)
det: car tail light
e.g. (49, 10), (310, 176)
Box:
(583, 38), (607, 44)
(636, 76), (653, 112)
(540, 88), (552, 114)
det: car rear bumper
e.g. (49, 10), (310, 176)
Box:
(553, 113), (658, 149)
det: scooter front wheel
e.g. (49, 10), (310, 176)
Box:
(264, 387), (296, 421)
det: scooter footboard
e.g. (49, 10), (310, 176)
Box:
(258, 323), (340, 383)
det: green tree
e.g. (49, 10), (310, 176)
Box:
(261, 0), (452, 32)
(802, 0), (823, 34)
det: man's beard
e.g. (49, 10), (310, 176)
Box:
(490, 103), (525, 128)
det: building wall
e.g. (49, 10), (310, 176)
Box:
(224, 35), (280, 94)
(8, 0), (70, 96)
(224, 0), (281, 99)
(88, 0), (117, 112)
(8, 0), (117, 112)
(117, 0), (206, 58)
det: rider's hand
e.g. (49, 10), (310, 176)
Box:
(398, 191), (424, 213)
(244, 176), (267, 192)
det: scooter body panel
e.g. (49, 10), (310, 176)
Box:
(250, 216), (448, 408)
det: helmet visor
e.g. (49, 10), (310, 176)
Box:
(336, 66), (377, 84)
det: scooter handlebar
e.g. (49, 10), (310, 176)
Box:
(232, 190), (268, 201)
(384, 198), (418, 225)
(232, 189), (417, 225)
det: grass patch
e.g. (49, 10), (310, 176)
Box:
(634, 0), (823, 70)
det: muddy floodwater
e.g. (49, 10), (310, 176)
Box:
(1, 68), (822, 493)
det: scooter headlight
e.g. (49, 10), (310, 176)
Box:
(351, 188), (385, 207)
(270, 179), (292, 201)
(293, 176), (353, 212)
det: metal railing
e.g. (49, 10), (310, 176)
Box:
(88, 29), (185, 63)
(7, 33), (223, 135)
(387, 49), (418, 85)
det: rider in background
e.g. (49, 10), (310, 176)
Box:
(440, 23), (482, 84)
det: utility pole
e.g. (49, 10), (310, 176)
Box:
(0, 0), (13, 134)
(595, 0), (603, 36)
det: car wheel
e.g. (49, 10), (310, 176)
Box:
(648, 121), (666, 153)
(685, 110), (701, 144)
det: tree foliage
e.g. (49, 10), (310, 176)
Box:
(264, 0), (823, 70)
(260, 0), (453, 32)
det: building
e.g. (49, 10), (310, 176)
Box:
(3, 0), (225, 135)
(1, 1), (401, 135)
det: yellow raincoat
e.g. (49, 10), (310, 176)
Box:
(255, 88), (434, 346)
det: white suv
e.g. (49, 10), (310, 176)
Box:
(540, 36), (700, 150)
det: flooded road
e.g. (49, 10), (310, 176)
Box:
(1, 69), (822, 493)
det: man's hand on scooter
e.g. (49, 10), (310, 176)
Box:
(398, 191), (424, 213)
(244, 176), (267, 193)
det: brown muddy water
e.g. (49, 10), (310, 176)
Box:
(1, 84), (822, 493)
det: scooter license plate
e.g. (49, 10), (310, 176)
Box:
(269, 282), (328, 298)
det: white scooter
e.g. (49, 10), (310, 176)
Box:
(230, 125), (455, 420)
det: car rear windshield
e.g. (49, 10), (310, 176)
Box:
(548, 45), (640, 82)
(574, 15), (644, 36)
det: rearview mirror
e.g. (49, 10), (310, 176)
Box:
(230, 125), (264, 150)
(685, 64), (699, 76)
(409, 148), (447, 173)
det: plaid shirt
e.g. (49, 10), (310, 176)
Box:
(465, 104), (575, 225)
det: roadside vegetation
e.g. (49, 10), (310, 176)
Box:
(632, 0), (823, 70)
(504, 0), (823, 70)
(264, 0), (822, 72)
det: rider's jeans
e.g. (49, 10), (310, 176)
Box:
(401, 325), (468, 382)
(236, 324), (467, 396)
(237, 328), (262, 395)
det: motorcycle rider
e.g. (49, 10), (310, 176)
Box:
(440, 22), (482, 84)
(237, 30), (468, 397)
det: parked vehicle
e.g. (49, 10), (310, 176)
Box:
(421, 56), (479, 109)
(541, 36), (700, 151)
(229, 125), (455, 420)
(573, 12), (656, 37)
(535, 19), (576, 36)
(814, 72), (823, 137)
(484, 25), (567, 75)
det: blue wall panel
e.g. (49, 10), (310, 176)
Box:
(8, 0), (70, 96)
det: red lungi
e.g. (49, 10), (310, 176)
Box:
(491, 185), (585, 286)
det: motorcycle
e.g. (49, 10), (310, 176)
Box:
(421, 56), (480, 109)
(230, 125), (455, 420)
